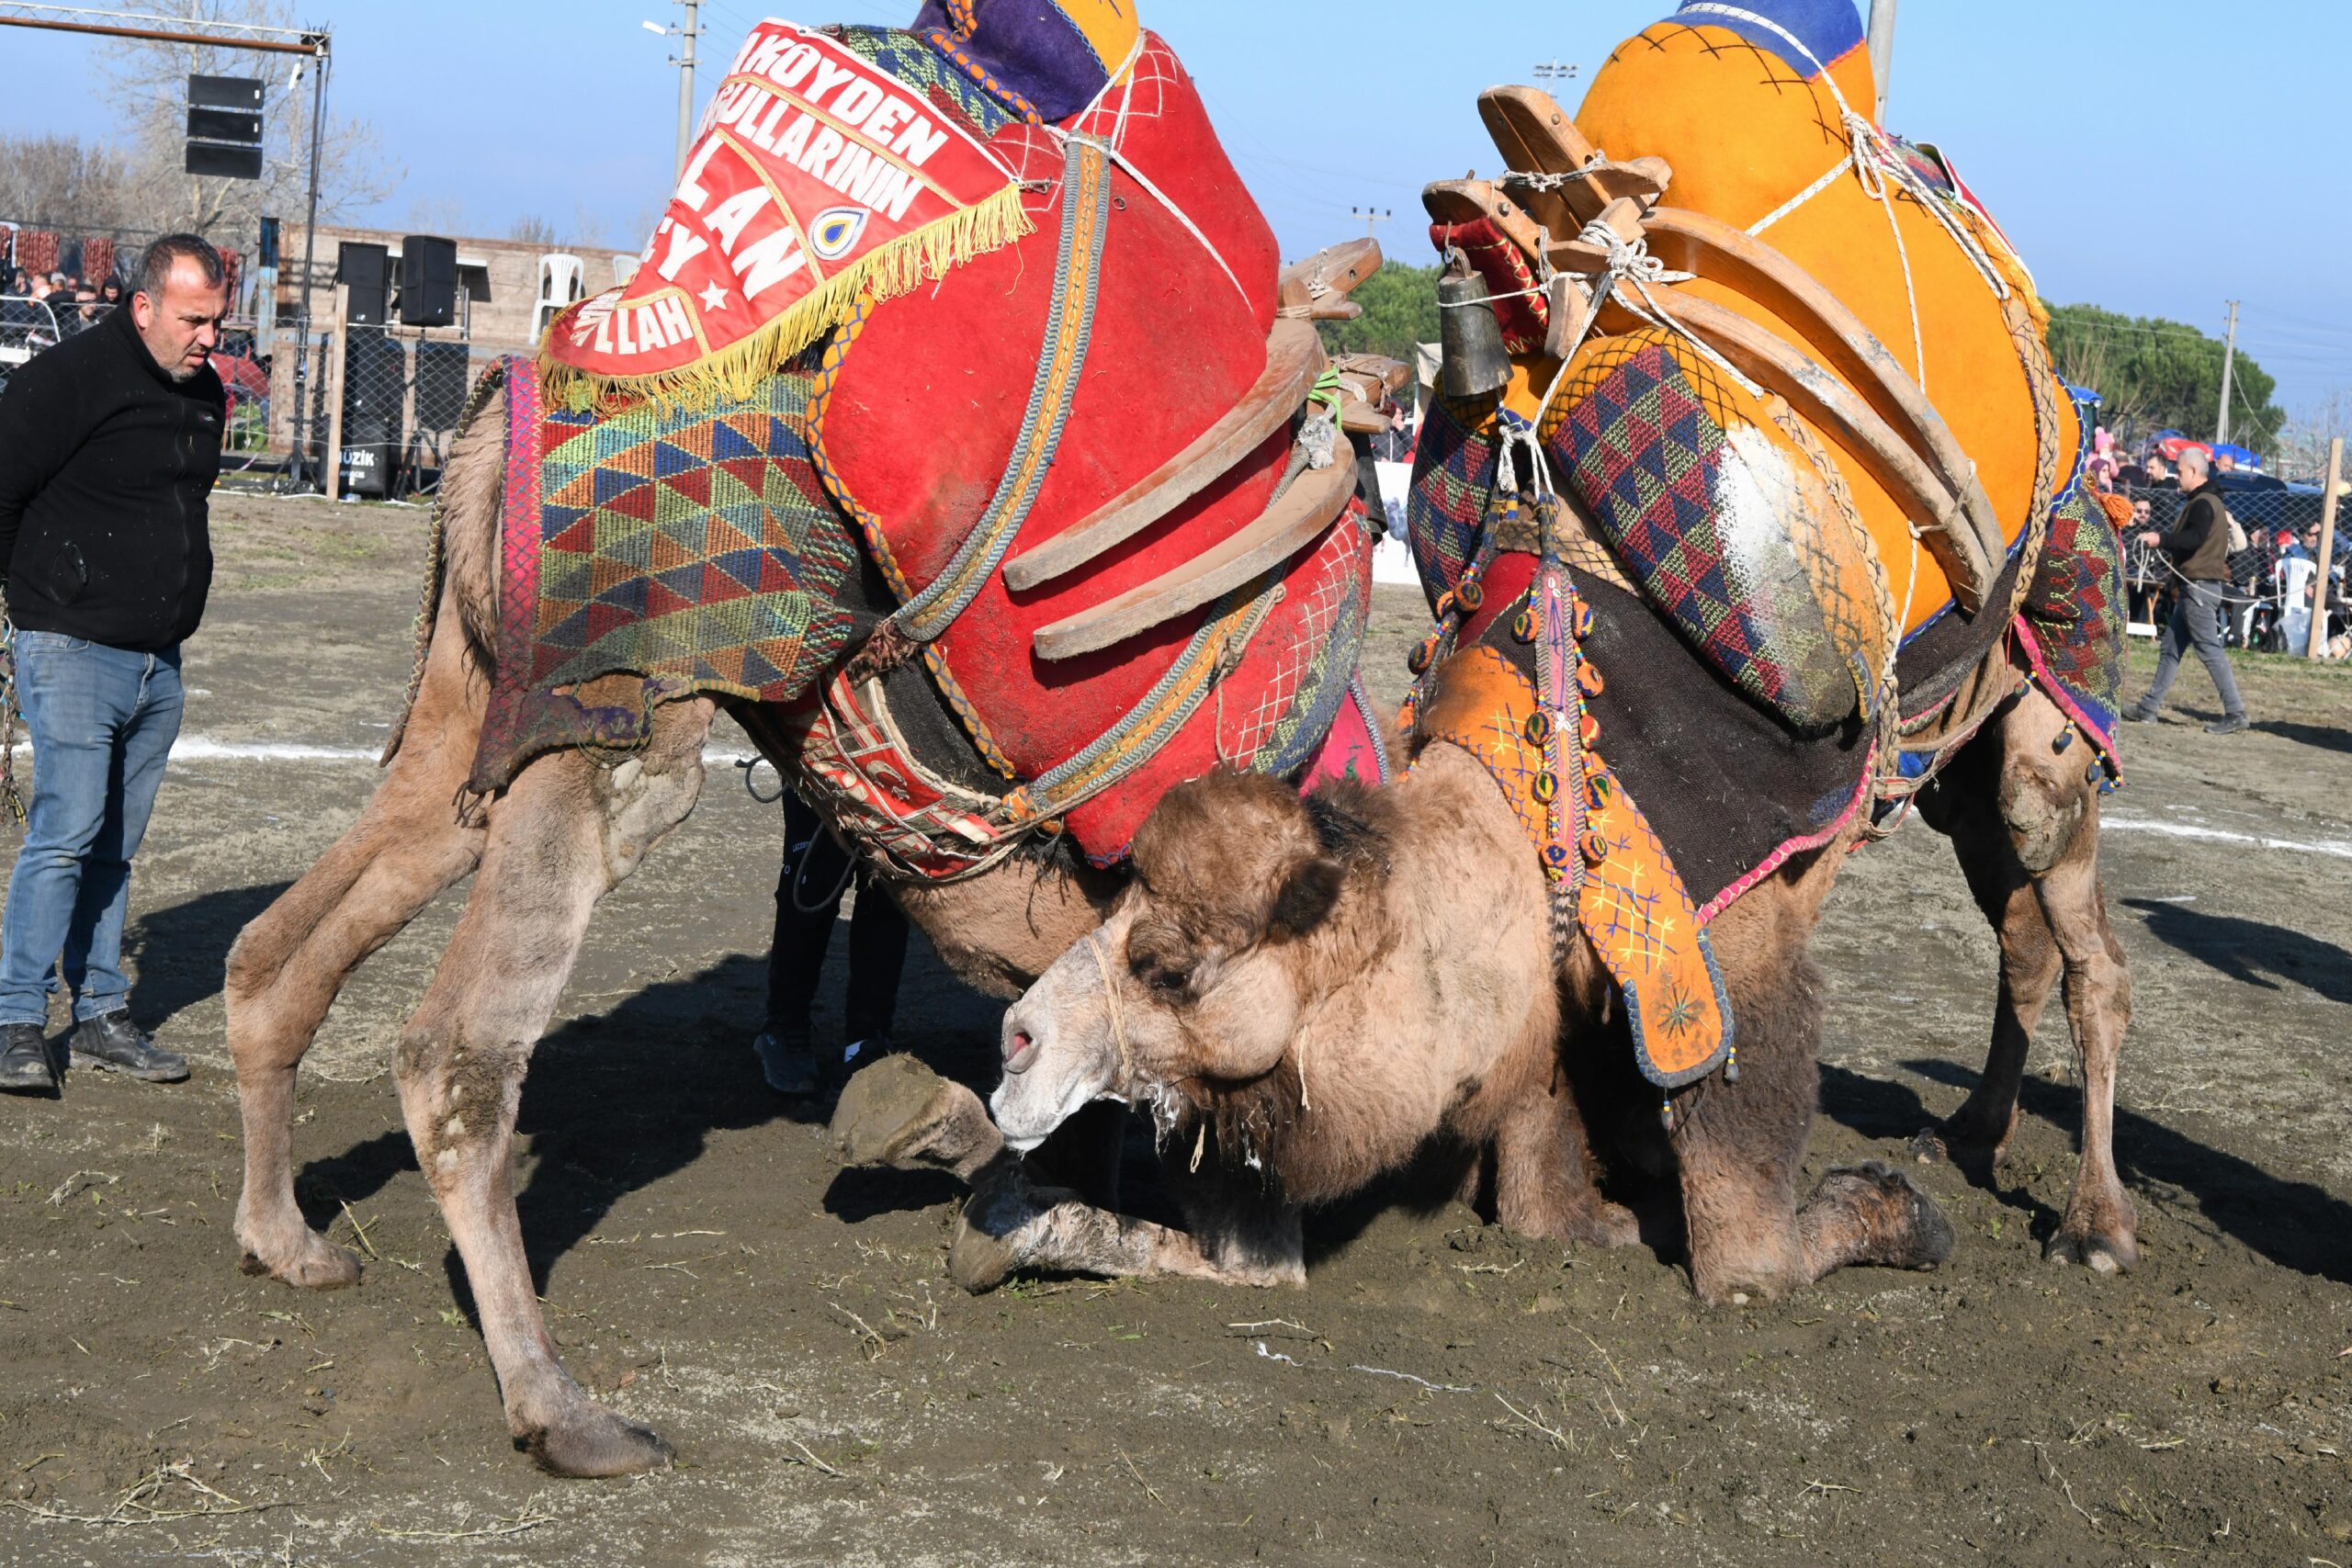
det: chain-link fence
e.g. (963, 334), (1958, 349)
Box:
(322, 323), (530, 502)
(2118, 481), (2347, 657)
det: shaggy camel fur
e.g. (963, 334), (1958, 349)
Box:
(856, 656), (2132, 1301)
(223, 387), (1121, 1477)
(933, 753), (1949, 1299)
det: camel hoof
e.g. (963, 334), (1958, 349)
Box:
(831, 1055), (1003, 1181)
(947, 1213), (1023, 1294)
(238, 1231), (363, 1292)
(1821, 1160), (1955, 1270)
(524, 1401), (675, 1478)
(1560, 1200), (1641, 1249)
(2044, 1227), (2137, 1275)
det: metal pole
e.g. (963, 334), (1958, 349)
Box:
(675, 0), (698, 174)
(288, 34), (329, 491)
(2310, 437), (2343, 660)
(0, 13), (315, 52)
(1866, 0), (1897, 121)
(2214, 299), (2240, 447)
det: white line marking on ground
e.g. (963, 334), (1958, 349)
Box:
(2103, 815), (2352, 862)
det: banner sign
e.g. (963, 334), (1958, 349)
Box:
(541, 20), (1031, 407)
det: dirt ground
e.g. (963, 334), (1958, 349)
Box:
(3, 494), (2347, 1566)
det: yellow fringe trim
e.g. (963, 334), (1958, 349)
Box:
(537, 183), (1035, 415)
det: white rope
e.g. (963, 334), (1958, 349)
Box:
(1747, 152), (1852, 236)
(1679, 2), (2019, 396)
(1436, 282), (1548, 310)
(1089, 139), (1250, 310)
(1526, 218), (1761, 431)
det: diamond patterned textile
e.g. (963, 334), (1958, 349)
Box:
(469, 353), (862, 794)
(1407, 390), (1502, 615)
(2019, 389), (2127, 773)
(1550, 333), (1856, 731)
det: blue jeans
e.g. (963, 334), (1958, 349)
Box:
(0, 632), (184, 1026)
(2138, 581), (2246, 720)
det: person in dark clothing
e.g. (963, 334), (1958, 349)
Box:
(2124, 447), (2246, 734)
(752, 789), (910, 1096)
(0, 234), (228, 1094)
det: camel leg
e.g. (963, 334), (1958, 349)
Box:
(948, 1166), (1305, 1291)
(228, 621), (489, 1289)
(1919, 690), (2136, 1270)
(1493, 1082), (1638, 1247)
(395, 698), (714, 1476)
(1674, 861), (1953, 1302)
(1909, 757), (2057, 1172)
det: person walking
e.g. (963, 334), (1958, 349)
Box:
(0, 235), (229, 1093)
(751, 790), (910, 1096)
(2124, 446), (2247, 735)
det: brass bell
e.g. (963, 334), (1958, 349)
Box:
(1438, 266), (1510, 398)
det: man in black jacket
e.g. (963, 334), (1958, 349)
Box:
(0, 234), (227, 1093)
(2124, 446), (2247, 734)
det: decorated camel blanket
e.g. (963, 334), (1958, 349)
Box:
(439, 3), (1381, 868)
(1405, 0), (2126, 1089)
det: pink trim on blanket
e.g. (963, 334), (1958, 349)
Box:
(2010, 620), (2123, 781)
(1696, 744), (1876, 926)
(472, 357), (546, 769)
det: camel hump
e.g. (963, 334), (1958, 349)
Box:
(1578, 1), (1878, 234)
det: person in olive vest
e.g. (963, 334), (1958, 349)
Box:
(0, 235), (228, 1093)
(2125, 447), (2248, 735)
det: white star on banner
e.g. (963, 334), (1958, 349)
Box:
(699, 282), (730, 311)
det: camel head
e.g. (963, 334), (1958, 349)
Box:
(991, 769), (1381, 1155)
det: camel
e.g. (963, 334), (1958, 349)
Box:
(849, 656), (2130, 1304)
(222, 395), (1129, 1477)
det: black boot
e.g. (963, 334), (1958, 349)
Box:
(0, 1024), (58, 1094)
(71, 1012), (189, 1083)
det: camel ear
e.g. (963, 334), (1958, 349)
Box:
(1269, 856), (1344, 938)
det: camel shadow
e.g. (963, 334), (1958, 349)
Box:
(2252, 719), (2352, 755)
(124, 880), (292, 1027)
(2120, 897), (2352, 1006)
(1820, 1060), (2352, 1287)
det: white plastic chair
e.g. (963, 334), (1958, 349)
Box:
(535, 253), (585, 341)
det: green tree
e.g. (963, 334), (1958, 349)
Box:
(1318, 261), (1440, 366)
(2045, 302), (2284, 457)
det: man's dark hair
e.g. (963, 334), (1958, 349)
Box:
(137, 233), (227, 301)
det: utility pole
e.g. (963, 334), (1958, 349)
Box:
(1532, 61), (1577, 85)
(2215, 299), (2241, 446)
(675, 0), (699, 175)
(1352, 206), (1392, 243)
(1867, 0), (1897, 121)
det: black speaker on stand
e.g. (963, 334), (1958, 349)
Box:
(338, 327), (408, 498)
(337, 241), (388, 327)
(398, 235), (458, 329)
(400, 339), (473, 498)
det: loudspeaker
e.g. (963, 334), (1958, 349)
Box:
(339, 329), (407, 499)
(398, 234), (458, 328)
(338, 242), (388, 327)
(413, 340), (472, 431)
(339, 417), (396, 498)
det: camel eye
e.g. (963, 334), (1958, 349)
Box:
(1138, 961), (1191, 998)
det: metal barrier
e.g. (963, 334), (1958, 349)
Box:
(2120, 483), (2347, 656)
(320, 322), (528, 502)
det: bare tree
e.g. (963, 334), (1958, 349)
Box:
(2274, 390), (2352, 485)
(96, 0), (401, 243)
(509, 214), (560, 248)
(0, 133), (137, 231)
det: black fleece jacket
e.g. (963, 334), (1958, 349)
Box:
(0, 301), (222, 650)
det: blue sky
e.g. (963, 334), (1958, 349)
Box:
(6, 1), (2348, 415)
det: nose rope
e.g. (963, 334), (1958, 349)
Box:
(1085, 931), (1132, 1081)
